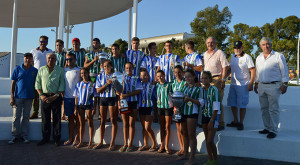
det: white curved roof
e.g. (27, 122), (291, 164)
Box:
(0, 0), (141, 28)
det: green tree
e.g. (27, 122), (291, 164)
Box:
(113, 38), (128, 54)
(190, 5), (232, 54)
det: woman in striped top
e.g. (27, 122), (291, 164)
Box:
(178, 69), (203, 164)
(171, 65), (186, 156)
(94, 60), (118, 151)
(119, 62), (142, 152)
(202, 71), (221, 165)
(138, 69), (158, 152)
(73, 67), (95, 149)
(156, 70), (173, 154)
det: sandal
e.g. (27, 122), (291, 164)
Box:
(126, 146), (135, 152)
(63, 140), (73, 146)
(72, 141), (79, 146)
(175, 150), (184, 156)
(149, 146), (158, 152)
(92, 143), (103, 150)
(87, 143), (94, 149)
(138, 146), (150, 151)
(226, 121), (239, 127)
(109, 145), (116, 151)
(75, 143), (84, 148)
(166, 149), (172, 155)
(157, 147), (165, 153)
(119, 145), (127, 152)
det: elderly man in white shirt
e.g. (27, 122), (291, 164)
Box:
(254, 37), (289, 139)
(227, 41), (255, 131)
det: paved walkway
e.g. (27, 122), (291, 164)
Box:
(0, 141), (298, 165)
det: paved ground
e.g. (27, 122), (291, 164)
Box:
(0, 141), (298, 165)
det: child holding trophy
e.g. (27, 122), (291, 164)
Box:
(94, 60), (118, 151)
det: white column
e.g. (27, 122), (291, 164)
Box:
(55, 27), (58, 42)
(58, 0), (65, 40)
(66, 11), (70, 51)
(128, 8), (132, 50)
(297, 32), (300, 85)
(91, 21), (94, 50)
(132, 0), (138, 38)
(10, 0), (18, 76)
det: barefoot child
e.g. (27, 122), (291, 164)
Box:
(119, 62), (142, 152)
(171, 65), (186, 156)
(179, 69), (203, 165)
(202, 71), (221, 165)
(94, 60), (118, 151)
(73, 68), (95, 149)
(156, 70), (173, 154)
(138, 69), (158, 152)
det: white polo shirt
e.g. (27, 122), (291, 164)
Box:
(255, 50), (289, 83)
(230, 53), (254, 86)
(64, 66), (81, 98)
(30, 48), (53, 69)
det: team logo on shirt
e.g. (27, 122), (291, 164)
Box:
(105, 88), (109, 93)
(157, 100), (161, 105)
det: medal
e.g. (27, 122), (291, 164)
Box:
(187, 101), (192, 106)
(133, 52), (136, 57)
(133, 64), (136, 68)
(157, 100), (161, 105)
(142, 100), (146, 104)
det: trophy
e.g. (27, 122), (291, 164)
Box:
(98, 50), (107, 74)
(111, 70), (124, 93)
(171, 91), (184, 122)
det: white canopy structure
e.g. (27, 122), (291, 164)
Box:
(0, 0), (141, 75)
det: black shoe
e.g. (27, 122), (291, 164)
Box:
(237, 123), (244, 130)
(267, 132), (276, 139)
(226, 121), (239, 127)
(217, 125), (225, 131)
(259, 129), (270, 134)
(37, 139), (48, 146)
(54, 140), (61, 147)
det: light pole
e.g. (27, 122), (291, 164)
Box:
(297, 32), (299, 85)
(50, 27), (58, 48)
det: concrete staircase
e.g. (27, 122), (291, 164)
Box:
(1, 77), (300, 163)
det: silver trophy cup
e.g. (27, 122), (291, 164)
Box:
(111, 71), (124, 93)
(171, 91), (184, 122)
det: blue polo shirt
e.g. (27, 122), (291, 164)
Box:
(11, 64), (38, 99)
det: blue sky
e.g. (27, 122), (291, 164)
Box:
(0, 0), (299, 53)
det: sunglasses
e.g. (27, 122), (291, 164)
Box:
(66, 58), (73, 61)
(40, 41), (48, 44)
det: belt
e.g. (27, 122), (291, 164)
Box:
(212, 75), (221, 78)
(44, 93), (55, 97)
(261, 81), (280, 84)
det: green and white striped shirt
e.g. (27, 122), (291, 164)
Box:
(109, 55), (126, 73)
(69, 49), (85, 67)
(171, 79), (186, 92)
(202, 85), (221, 118)
(54, 51), (66, 68)
(156, 82), (173, 109)
(86, 51), (101, 75)
(180, 85), (203, 115)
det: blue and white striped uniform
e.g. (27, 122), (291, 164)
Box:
(95, 72), (116, 97)
(183, 52), (203, 81)
(125, 50), (145, 77)
(155, 53), (180, 82)
(73, 81), (95, 106)
(141, 55), (158, 83)
(138, 82), (156, 107)
(123, 75), (143, 102)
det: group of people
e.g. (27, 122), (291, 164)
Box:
(9, 34), (289, 165)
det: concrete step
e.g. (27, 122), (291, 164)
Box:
(1, 117), (300, 163)
(0, 95), (13, 117)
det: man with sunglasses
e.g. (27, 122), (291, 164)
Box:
(63, 52), (81, 146)
(226, 41), (255, 130)
(30, 36), (53, 119)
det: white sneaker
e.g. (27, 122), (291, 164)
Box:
(23, 139), (30, 144)
(8, 137), (17, 144)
